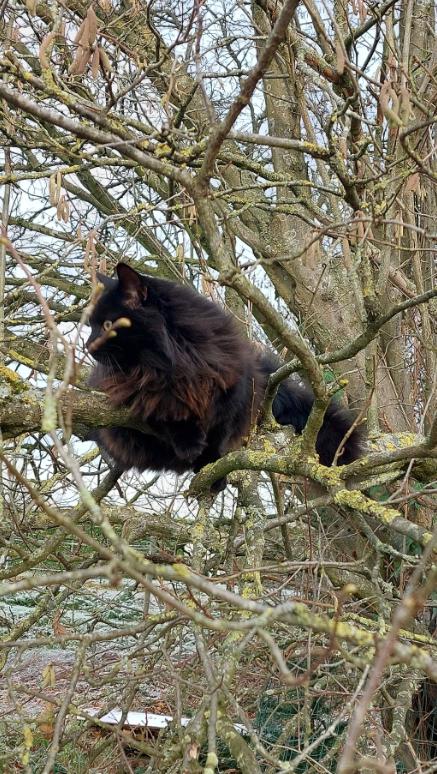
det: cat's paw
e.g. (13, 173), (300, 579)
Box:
(210, 476), (227, 493)
(172, 438), (207, 463)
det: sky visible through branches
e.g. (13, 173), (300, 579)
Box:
(0, 0), (436, 771)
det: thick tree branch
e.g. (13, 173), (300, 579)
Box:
(0, 379), (152, 439)
(197, 0), (300, 181)
(320, 288), (437, 365)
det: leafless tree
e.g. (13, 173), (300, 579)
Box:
(0, 0), (436, 771)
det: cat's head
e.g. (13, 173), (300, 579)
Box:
(86, 263), (172, 370)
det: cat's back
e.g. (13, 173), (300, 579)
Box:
(148, 275), (230, 324)
(149, 275), (249, 352)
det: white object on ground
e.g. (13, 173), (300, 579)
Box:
(83, 707), (246, 733)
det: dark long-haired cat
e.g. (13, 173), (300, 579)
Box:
(87, 263), (364, 491)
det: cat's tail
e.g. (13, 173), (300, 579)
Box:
(258, 353), (365, 466)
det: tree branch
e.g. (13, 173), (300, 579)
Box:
(0, 379), (152, 439)
(197, 0), (300, 181)
(0, 82), (193, 189)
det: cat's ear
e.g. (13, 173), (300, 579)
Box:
(116, 263), (147, 308)
(96, 272), (117, 290)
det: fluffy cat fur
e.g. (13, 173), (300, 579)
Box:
(87, 263), (364, 491)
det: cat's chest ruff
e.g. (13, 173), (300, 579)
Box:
(103, 366), (215, 422)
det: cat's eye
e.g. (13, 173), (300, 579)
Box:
(102, 320), (112, 331)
